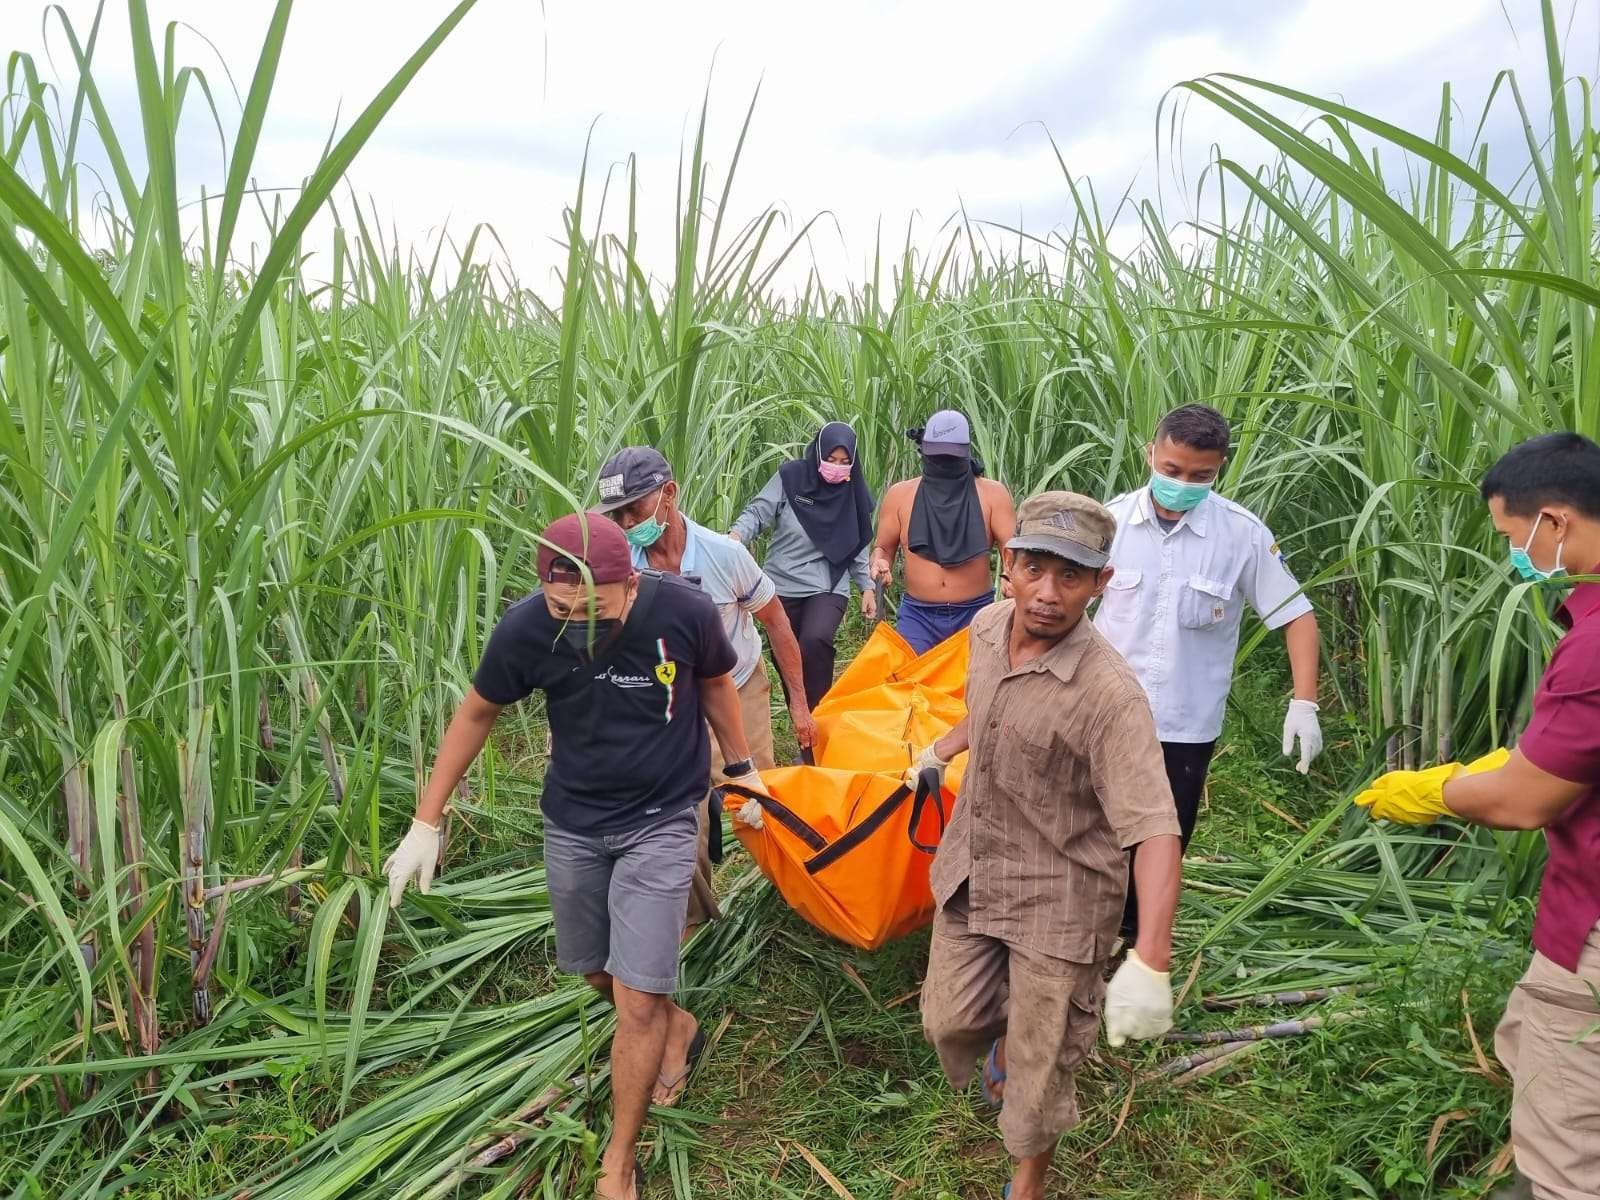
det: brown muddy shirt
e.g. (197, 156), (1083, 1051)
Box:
(930, 599), (1179, 963)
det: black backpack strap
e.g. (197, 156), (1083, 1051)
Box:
(586, 569), (662, 668)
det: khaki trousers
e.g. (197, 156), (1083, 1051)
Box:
(920, 886), (1106, 1159)
(688, 668), (775, 926)
(1494, 923), (1600, 1200)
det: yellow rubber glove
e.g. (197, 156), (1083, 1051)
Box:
(1352, 747), (1510, 824)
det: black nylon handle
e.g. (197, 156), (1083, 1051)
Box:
(908, 767), (948, 854)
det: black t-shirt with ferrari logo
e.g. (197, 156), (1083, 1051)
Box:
(472, 572), (738, 834)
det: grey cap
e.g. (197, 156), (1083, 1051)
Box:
(921, 409), (971, 457)
(595, 446), (674, 513)
(1006, 491), (1116, 569)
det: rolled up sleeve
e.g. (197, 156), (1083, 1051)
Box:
(1090, 690), (1182, 848)
(729, 541), (778, 613)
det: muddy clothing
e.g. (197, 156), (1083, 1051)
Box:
(929, 600), (1179, 963)
(922, 887), (1106, 1158)
(923, 600), (1177, 1156)
(1494, 924), (1600, 1200)
(1121, 739), (1218, 939)
(686, 667), (776, 926)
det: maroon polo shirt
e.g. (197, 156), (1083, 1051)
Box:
(1517, 579), (1600, 973)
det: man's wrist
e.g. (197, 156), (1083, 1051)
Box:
(1131, 939), (1172, 973)
(722, 758), (755, 778)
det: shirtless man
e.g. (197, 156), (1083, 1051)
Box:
(870, 410), (1017, 654)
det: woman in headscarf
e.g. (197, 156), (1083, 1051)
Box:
(730, 422), (878, 709)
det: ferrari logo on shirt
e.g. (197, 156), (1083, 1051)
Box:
(654, 640), (677, 722)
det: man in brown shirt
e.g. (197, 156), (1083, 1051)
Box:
(914, 491), (1184, 1200)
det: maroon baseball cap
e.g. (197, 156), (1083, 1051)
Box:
(537, 511), (634, 585)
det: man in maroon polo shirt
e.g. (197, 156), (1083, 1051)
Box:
(1355, 432), (1600, 1200)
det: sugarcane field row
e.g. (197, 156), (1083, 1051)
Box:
(2, 2), (1598, 1199)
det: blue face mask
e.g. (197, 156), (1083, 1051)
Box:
(624, 496), (667, 549)
(1509, 513), (1566, 582)
(1149, 470), (1213, 513)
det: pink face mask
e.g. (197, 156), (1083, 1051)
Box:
(818, 460), (852, 484)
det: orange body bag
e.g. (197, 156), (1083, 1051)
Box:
(722, 623), (969, 949)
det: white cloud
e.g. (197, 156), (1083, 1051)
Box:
(10, 0), (1595, 292)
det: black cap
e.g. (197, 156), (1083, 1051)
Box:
(595, 447), (674, 513)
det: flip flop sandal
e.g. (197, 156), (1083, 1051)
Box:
(981, 1039), (1007, 1108)
(655, 1026), (707, 1107)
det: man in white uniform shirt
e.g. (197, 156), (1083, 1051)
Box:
(1095, 404), (1323, 938)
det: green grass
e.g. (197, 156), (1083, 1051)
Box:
(9, 650), (1523, 1200)
(633, 650), (1526, 1200)
(3, 0), (1592, 1195)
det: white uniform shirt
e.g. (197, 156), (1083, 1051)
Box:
(1094, 489), (1313, 743)
(633, 516), (776, 688)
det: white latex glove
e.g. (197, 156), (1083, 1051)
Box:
(383, 817), (441, 908)
(723, 769), (770, 829)
(903, 743), (948, 790)
(1104, 949), (1173, 1047)
(1282, 698), (1323, 774)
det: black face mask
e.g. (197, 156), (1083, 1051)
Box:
(561, 617), (620, 654)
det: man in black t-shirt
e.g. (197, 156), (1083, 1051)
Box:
(384, 511), (764, 1200)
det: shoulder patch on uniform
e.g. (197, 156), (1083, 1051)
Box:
(1212, 494), (1262, 524)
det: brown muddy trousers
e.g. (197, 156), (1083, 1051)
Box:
(922, 601), (1179, 1157)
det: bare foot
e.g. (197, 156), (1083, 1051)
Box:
(594, 1159), (638, 1200)
(652, 1007), (701, 1105)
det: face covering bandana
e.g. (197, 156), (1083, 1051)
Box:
(624, 497), (667, 549)
(817, 460), (852, 484)
(1149, 470), (1212, 513)
(1509, 513), (1567, 582)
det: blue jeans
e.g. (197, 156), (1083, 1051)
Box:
(896, 592), (992, 655)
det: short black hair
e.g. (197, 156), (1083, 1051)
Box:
(1480, 432), (1600, 518)
(1156, 404), (1230, 454)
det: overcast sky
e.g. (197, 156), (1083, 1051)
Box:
(11, 1), (1599, 294)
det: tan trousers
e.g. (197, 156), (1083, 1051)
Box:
(1494, 924), (1600, 1200)
(688, 668), (776, 926)
(920, 886), (1106, 1159)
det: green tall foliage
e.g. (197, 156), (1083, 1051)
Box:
(1, 0), (1595, 1195)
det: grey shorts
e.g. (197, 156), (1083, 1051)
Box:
(543, 806), (699, 995)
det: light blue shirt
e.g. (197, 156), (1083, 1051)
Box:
(632, 515), (776, 687)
